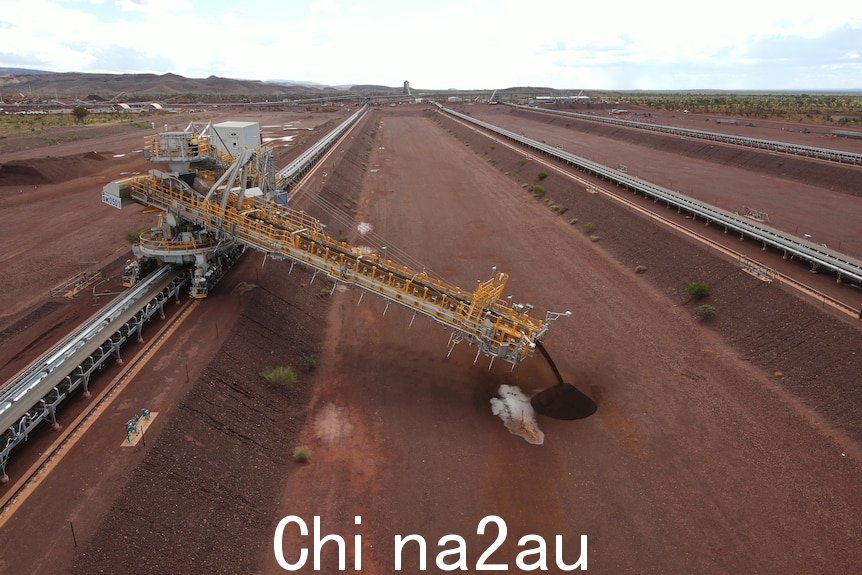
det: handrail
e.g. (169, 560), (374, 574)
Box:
(506, 103), (862, 165)
(1, 267), (188, 477)
(439, 105), (862, 285)
(128, 176), (550, 365)
(277, 105), (369, 190)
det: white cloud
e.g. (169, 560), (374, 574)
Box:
(0, 0), (860, 89)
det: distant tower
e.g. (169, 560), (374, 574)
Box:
(403, 80), (411, 96)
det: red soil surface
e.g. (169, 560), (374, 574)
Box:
(0, 108), (348, 325)
(457, 104), (862, 258)
(544, 101), (862, 154)
(1, 105), (859, 574)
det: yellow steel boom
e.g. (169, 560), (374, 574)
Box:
(126, 174), (556, 365)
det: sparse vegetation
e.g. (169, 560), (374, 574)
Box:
(72, 106), (90, 123)
(125, 230), (143, 243)
(583, 223), (597, 234)
(686, 281), (711, 299)
(615, 92), (862, 125)
(537, 171), (548, 180)
(293, 446), (311, 463)
(530, 184), (546, 198)
(635, 265), (648, 274)
(517, 159), (528, 167)
(261, 365), (298, 387)
(693, 304), (717, 320)
(302, 354), (318, 371)
(0, 112), (170, 138)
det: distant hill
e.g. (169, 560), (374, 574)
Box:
(0, 69), (582, 103)
(0, 71), (349, 101)
(269, 79), (335, 89)
(0, 67), (55, 75)
(349, 84), (403, 94)
(500, 86), (559, 93)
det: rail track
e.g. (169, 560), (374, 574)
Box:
(1, 106), (367, 485)
(0, 294), (197, 523)
(439, 105), (862, 288)
(278, 104), (368, 191)
(438, 106), (860, 319)
(507, 103), (862, 165)
(0, 266), (189, 482)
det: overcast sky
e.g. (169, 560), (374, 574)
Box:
(0, 0), (860, 90)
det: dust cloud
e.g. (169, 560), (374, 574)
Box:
(490, 385), (544, 445)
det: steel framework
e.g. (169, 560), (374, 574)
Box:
(439, 105), (862, 285)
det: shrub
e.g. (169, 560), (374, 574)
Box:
(635, 265), (648, 274)
(261, 366), (298, 387)
(302, 354), (318, 370)
(583, 223), (597, 234)
(530, 184), (546, 198)
(686, 281), (711, 299)
(293, 446), (311, 463)
(125, 230), (143, 243)
(537, 171), (548, 180)
(72, 106), (89, 122)
(693, 304), (716, 320)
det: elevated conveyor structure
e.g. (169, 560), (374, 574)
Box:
(506, 103), (862, 165)
(125, 174), (557, 367)
(278, 105), (368, 191)
(439, 105), (862, 286)
(0, 266), (187, 480)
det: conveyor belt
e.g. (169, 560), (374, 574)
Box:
(0, 267), (187, 477)
(127, 177), (554, 367)
(278, 105), (368, 189)
(506, 103), (862, 165)
(439, 105), (862, 285)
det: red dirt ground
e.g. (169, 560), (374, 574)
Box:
(1, 105), (859, 574)
(0, 106), (349, 368)
(0, 107), (348, 329)
(539, 101), (862, 154)
(456, 104), (862, 258)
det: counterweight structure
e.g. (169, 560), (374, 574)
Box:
(103, 120), (566, 365)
